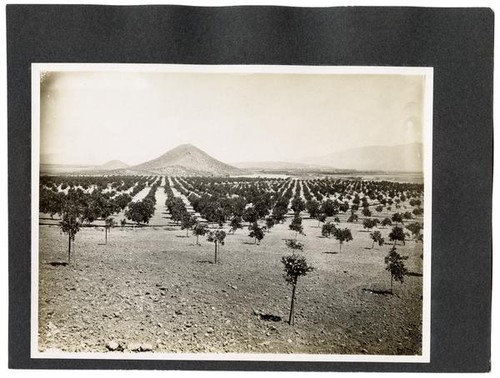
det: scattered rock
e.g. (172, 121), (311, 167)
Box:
(206, 327), (214, 333)
(141, 343), (153, 351)
(106, 340), (119, 351)
(128, 342), (142, 351)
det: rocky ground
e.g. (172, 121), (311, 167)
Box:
(38, 216), (423, 356)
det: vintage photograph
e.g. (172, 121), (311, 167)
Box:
(32, 64), (432, 362)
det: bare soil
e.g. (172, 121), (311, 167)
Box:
(38, 216), (423, 355)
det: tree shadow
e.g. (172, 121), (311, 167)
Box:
(364, 247), (373, 250)
(196, 260), (214, 264)
(48, 261), (68, 267)
(258, 314), (282, 322)
(98, 243), (107, 246)
(242, 242), (258, 245)
(362, 288), (392, 295)
(253, 310), (282, 322)
(407, 271), (423, 277)
(176, 235), (189, 238)
(322, 251), (339, 255)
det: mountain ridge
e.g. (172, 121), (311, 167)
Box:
(129, 144), (243, 176)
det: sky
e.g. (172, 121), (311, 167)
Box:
(40, 69), (425, 166)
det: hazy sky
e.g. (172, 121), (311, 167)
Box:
(40, 70), (425, 166)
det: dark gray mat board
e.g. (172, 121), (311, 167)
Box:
(7, 5), (493, 372)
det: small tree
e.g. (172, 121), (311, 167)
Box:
(333, 227), (353, 253)
(125, 200), (154, 225)
(384, 246), (408, 294)
(104, 217), (116, 245)
(403, 211), (413, 220)
(363, 218), (379, 231)
(406, 222), (423, 242)
(272, 206), (287, 224)
(192, 223), (207, 245)
(347, 213), (359, 223)
(284, 239), (304, 254)
(120, 218), (127, 227)
(410, 199), (422, 207)
(391, 212), (404, 225)
(291, 196), (306, 214)
(362, 208), (372, 217)
(389, 226), (406, 245)
(229, 215), (243, 234)
(248, 222), (265, 244)
(243, 206), (258, 225)
(321, 222), (336, 238)
(413, 208), (424, 216)
(289, 214), (305, 239)
(181, 213), (197, 237)
(369, 230), (384, 249)
(265, 216), (275, 233)
(316, 212), (327, 227)
(381, 217), (392, 228)
(306, 199), (320, 219)
(281, 253), (314, 325)
(59, 206), (82, 264)
(206, 229), (226, 264)
(320, 199), (338, 216)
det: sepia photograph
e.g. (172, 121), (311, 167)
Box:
(32, 64), (432, 362)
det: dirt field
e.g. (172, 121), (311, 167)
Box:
(38, 214), (423, 356)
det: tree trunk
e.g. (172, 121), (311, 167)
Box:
(254, 237), (257, 244)
(339, 242), (342, 253)
(68, 234), (71, 264)
(105, 228), (108, 245)
(371, 240), (374, 249)
(186, 228), (189, 237)
(289, 283), (297, 325)
(390, 275), (393, 294)
(214, 241), (218, 264)
(196, 235), (199, 245)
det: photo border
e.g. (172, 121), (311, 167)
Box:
(30, 63), (433, 364)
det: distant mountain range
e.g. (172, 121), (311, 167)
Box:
(40, 158), (130, 175)
(99, 160), (130, 170)
(40, 142), (423, 176)
(298, 143), (423, 172)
